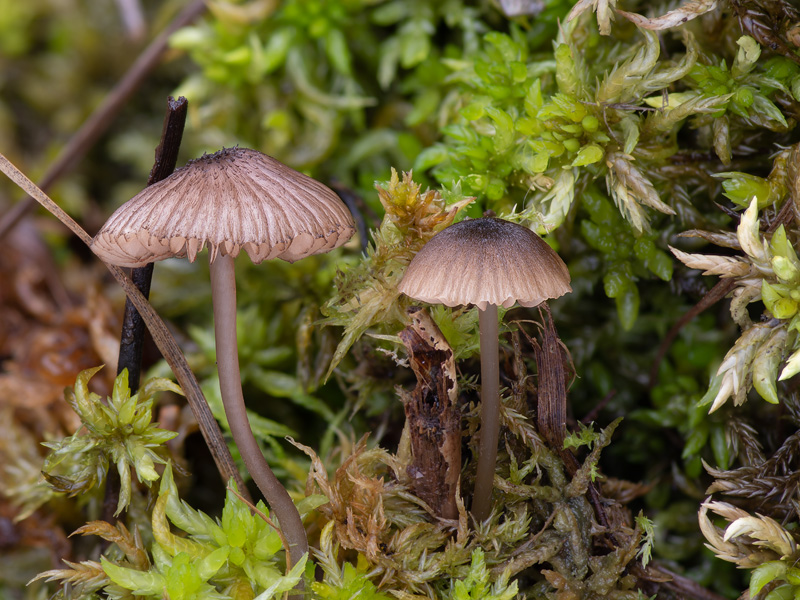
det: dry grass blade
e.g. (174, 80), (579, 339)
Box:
(678, 229), (742, 250)
(0, 0), (208, 242)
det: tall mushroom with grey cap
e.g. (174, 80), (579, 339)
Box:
(91, 147), (355, 572)
(398, 217), (571, 522)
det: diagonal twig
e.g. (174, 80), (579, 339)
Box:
(103, 96), (189, 526)
(115, 0), (147, 41)
(0, 151), (249, 502)
(0, 0), (207, 242)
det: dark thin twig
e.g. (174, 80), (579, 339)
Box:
(102, 97), (188, 526)
(634, 563), (730, 600)
(118, 264), (155, 391)
(331, 182), (370, 251)
(580, 389), (616, 425)
(0, 0), (206, 242)
(117, 96), (188, 392)
(101, 468), (122, 528)
(648, 278), (736, 389)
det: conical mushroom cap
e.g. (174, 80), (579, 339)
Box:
(91, 147), (355, 268)
(398, 217), (571, 310)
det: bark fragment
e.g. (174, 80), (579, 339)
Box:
(399, 307), (461, 519)
(533, 306), (571, 455)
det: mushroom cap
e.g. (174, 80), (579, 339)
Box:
(91, 147), (355, 268)
(398, 217), (571, 310)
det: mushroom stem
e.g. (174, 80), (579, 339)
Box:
(472, 303), (500, 521)
(209, 254), (309, 572)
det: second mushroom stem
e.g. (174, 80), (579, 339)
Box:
(208, 254), (309, 570)
(472, 303), (500, 522)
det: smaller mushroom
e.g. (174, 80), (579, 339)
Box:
(91, 147), (355, 571)
(398, 217), (571, 521)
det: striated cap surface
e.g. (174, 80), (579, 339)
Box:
(398, 217), (571, 310)
(91, 147), (355, 267)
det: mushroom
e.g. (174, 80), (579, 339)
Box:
(397, 217), (571, 521)
(91, 147), (355, 570)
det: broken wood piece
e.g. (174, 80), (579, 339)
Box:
(533, 306), (570, 457)
(398, 307), (461, 519)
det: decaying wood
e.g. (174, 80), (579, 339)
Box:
(398, 307), (461, 520)
(528, 309), (615, 531)
(532, 306), (570, 455)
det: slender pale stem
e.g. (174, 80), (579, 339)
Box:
(209, 254), (309, 574)
(472, 304), (499, 522)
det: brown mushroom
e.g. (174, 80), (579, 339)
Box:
(91, 147), (355, 570)
(398, 217), (571, 521)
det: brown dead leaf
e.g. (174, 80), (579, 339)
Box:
(0, 499), (70, 566)
(0, 366), (80, 436)
(0, 217), (124, 575)
(0, 232), (120, 441)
